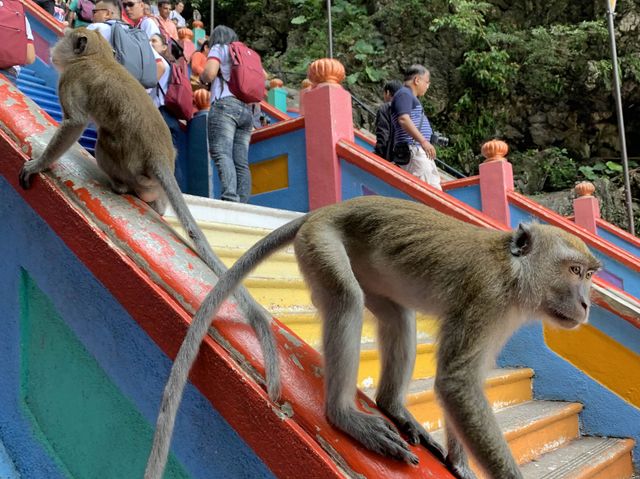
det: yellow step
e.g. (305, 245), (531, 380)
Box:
(217, 247), (301, 278)
(276, 310), (438, 348)
(430, 400), (583, 472)
(520, 436), (635, 479)
(357, 341), (437, 389)
(166, 218), (273, 249)
(243, 276), (311, 309)
(399, 368), (535, 431)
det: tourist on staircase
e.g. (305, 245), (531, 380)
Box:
(200, 25), (257, 203)
(390, 64), (442, 190)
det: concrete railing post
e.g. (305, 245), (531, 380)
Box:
(303, 59), (354, 210)
(573, 181), (600, 234)
(479, 139), (513, 226)
(298, 78), (314, 116)
(267, 78), (287, 113)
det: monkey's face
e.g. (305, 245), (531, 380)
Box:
(541, 258), (599, 329)
(511, 224), (600, 329)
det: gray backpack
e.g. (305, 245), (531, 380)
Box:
(109, 21), (157, 88)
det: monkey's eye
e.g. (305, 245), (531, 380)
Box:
(570, 266), (581, 276)
(585, 271), (593, 279)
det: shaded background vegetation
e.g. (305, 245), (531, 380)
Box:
(189, 0), (640, 232)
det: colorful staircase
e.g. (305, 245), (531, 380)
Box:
(166, 198), (636, 479)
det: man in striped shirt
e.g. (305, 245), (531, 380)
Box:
(390, 64), (442, 190)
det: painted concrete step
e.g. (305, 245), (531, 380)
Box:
(357, 340), (437, 389)
(166, 218), (274, 250)
(430, 400), (583, 466)
(400, 368), (534, 431)
(276, 309), (438, 348)
(520, 436), (635, 479)
(243, 275), (311, 309)
(363, 368), (534, 431)
(216, 246), (301, 278)
(16, 77), (56, 93)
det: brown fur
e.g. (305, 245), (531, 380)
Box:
(145, 195), (601, 479)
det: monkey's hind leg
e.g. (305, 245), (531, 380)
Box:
(366, 294), (446, 462)
(295, 233), (418, 465)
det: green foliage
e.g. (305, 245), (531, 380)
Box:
(511, 148), (578, 194)
(579, 160), (637, 181)
(261, 0), (386, 86)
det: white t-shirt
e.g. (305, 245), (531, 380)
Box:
(11, 18), (34, 74)
(136, 16), (161, 39)
(149, 56), (170, 108)
(207, 44), (233, 102)
(169, 10), (186, 27)
(86, 21), (115, 43)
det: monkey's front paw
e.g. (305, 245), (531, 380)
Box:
(19, 160), (42, 189)
(329, 409), (419, 465)
(377, 403), (446, 462)
(446, 458), (478, 479)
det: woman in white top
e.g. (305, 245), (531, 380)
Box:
(200, 25), (254, 203)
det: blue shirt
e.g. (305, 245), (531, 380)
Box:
(390, 86), (432, 145)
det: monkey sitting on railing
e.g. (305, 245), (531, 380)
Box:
(18, 27), (280, 405)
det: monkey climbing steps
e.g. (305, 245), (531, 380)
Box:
(166, 199), (636, 479)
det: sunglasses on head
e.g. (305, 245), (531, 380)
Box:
(122, 1), (138, 7)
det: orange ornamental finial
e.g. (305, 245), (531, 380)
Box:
(193, 88), (211, 111)
(178, 27), (193, 40)
(192, 20), (204, 29)
(269, 78), (284, 89)
(307, 58), (346, 85)
(575, 181), (596, 197)
(481, 139), (509, 162)
(301, 78), (314, 90)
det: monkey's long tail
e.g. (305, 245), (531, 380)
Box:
(154, 163), (281, 401)
(144, 213), (308, 479)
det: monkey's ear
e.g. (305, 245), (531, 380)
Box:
(510, 224), (532, 257)
(73, 35), (88, 54)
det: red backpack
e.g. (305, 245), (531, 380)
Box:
(0, 0), (28, 69)
(227, 41), (265, 104)
(160, 57), (193, 121)
(77, 0), (96, 23)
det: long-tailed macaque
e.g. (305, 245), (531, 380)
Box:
(145, 195), (600, 479)
(18, 28), (279, 400)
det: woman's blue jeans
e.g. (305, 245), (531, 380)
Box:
(207, 96), (253, 203)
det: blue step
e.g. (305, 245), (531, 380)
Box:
(15, 69), (98, 155)
(17, 71), (46, 86)
(17, 78), (56, 95)
(16, 84), (58, 101)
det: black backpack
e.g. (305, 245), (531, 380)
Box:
(374, 102), (396, 161)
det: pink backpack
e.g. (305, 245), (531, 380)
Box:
(160, 58), (193, 121)
(77, 0), (95, 22)
(227, 41), (265, 104)
(0, 0), (28, 69)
